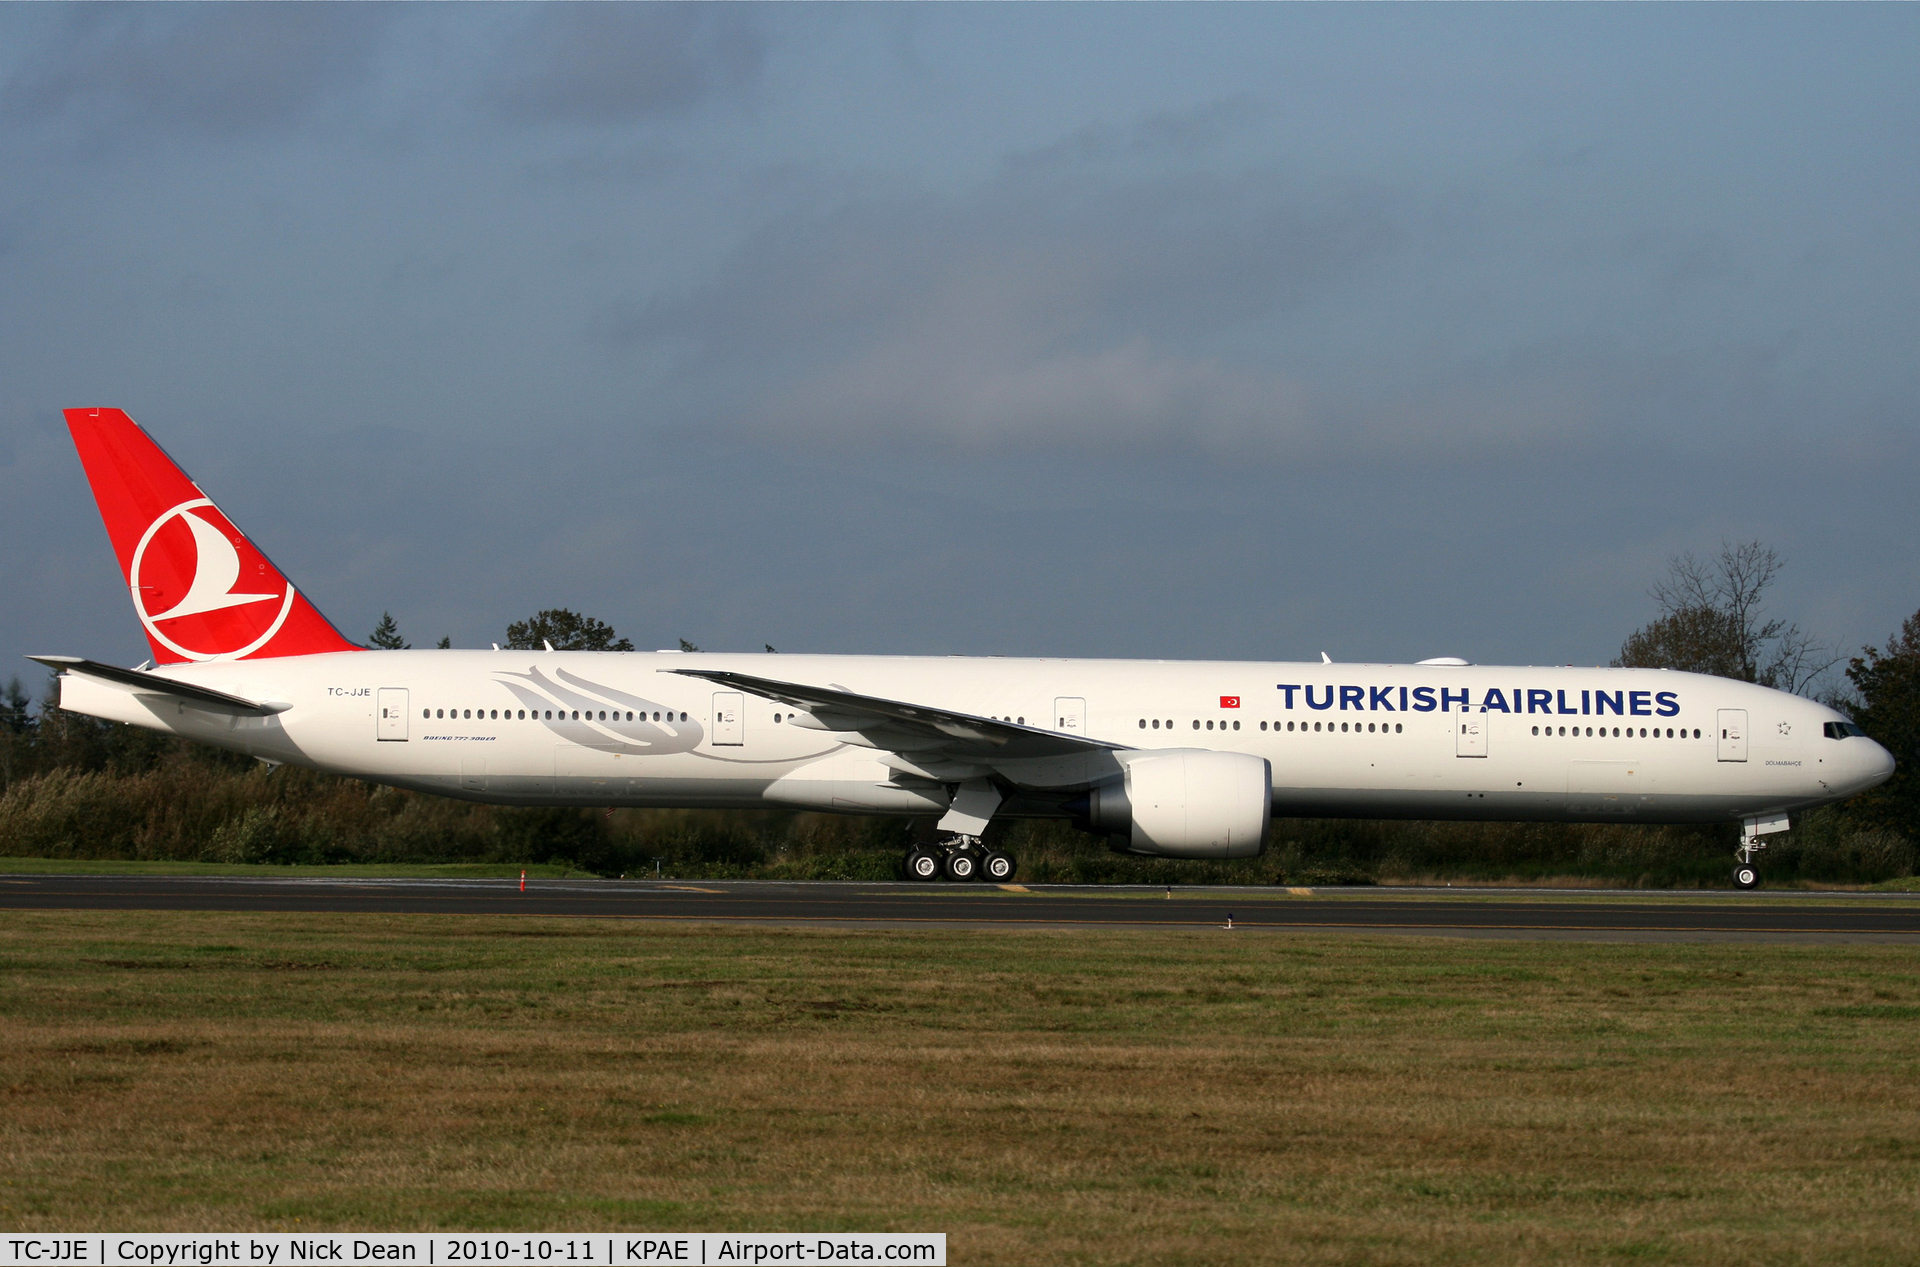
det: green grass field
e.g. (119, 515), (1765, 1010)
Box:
(3, 913), (1918, 1265)
(0, 857), (594, 878)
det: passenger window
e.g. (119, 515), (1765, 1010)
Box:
(1341, 722), (1349, 732)
(1395, 723), (1402, 733)
(1192, 720), (1200, 730)
(422, 709), (430, 719)
(1288, 721), (1295, 731)
(1260, 721), (1268, 731)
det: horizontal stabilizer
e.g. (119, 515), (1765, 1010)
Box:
(28, 656), (289, 714)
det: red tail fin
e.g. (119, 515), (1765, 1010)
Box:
(64, 408), (360, 664)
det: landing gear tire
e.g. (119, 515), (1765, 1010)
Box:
(944, 850), (978, 882)
(983, 851), (1016, 883)
(905, 847), (941, 882)
(1734, 864), (1761, 890)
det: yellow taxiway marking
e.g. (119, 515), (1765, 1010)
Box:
(656, 884), (725, 894)
(997, 884), (1031, 893)
(1287, 887), (1314, 896)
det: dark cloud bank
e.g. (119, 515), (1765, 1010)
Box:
(1, 4), (1915, 682)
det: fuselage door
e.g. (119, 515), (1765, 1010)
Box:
(713, 691), (744, 746)
(1053, 697), (1086, 735)
(377, 688), (408, 741)
(1717, 709), (1747, 762)
(1456, 712), (1487, 757)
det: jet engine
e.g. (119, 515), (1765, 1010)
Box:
(1083, 749), (1271, 858)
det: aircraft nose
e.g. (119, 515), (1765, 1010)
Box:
(1852, 739), (1896, 792)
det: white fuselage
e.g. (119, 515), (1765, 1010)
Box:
(58, 650), (1894, 829)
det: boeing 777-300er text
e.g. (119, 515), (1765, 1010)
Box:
(36, 409), (1895, 887)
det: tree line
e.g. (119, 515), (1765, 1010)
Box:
(1, 554), (1914, 884)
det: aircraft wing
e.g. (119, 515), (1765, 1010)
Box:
(666, 667), (1122, 763)
(28, 656), (289, 715)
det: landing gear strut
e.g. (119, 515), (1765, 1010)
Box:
(902, 777), (1017, 882)
(1734, 814), (1791, 890)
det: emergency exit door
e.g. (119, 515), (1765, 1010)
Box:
(713, 692), (744, 746)
(1053, 697), (1086, 735)
(1717, 709), (1747, 762)
(1455, 712), (1487, 757)
(377, 688), (408, 741)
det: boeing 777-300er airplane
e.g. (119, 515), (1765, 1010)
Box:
(36, 409), (1894, 888)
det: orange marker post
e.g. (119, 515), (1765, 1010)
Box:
(519, 869), (526, 893)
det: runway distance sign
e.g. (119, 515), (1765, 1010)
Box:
(0, 1238), (944, 1267)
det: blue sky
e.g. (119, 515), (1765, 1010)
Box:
(2, 4), (1915, 682)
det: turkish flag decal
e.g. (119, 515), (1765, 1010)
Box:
(1220, 695), (1241, 708)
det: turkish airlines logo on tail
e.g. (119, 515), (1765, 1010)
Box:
(130, 498), (296, 662)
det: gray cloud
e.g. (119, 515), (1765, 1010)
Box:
(485, 5), (765, 125)
(1001, 96), (1267, 174)
(610, 164), (1397, 452)
(2, 4), (391, 135)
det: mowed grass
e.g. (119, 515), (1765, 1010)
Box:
(3, 915), (1918, 1265)
(0, 858), (592, 878)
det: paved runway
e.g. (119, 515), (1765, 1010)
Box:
(4, 873), (1919, 941)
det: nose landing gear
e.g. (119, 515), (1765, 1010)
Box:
(1733, 814), (1791, 890)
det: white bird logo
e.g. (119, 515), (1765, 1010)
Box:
(148, 510), (277, 620)
(129, 498), (295, 661)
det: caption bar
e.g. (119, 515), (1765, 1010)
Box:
(2, 1238), (944, 1267)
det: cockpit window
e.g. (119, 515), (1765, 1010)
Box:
(1824, 721), (1868, 739)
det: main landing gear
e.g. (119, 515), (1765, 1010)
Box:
(903, 776), (1017, 882)
(1734, 814), (1791, 890)
(904, 836), (1017, 883)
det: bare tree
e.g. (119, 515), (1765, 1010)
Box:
(1617, 540), (1837, 695)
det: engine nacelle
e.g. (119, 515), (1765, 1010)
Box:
(1084, 749), (1271, 858)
